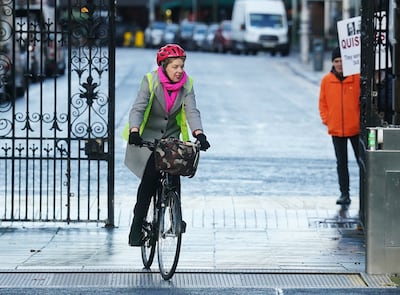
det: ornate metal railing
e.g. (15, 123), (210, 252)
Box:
(0, 0), (115, 226)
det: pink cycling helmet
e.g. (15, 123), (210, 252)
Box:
(156, 44), (186, 66)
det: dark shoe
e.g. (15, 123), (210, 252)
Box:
(129, 233), (144, 246)
(336, 194), (351, 205)
(129, 218), (144, 247)
(181, 220), (186, 234)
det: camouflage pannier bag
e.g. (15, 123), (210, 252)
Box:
(154, 138), (200, 178)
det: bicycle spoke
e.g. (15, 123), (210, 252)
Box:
(141, 196), (156, 269)
(158, 191), (182, 280)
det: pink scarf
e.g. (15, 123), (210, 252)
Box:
(157, 66), (187, 113)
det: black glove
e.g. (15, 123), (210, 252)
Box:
(129, 131), (143, 146)
(195, 133), (210, 151)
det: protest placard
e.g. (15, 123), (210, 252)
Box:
(337, 12), (391, 76)
(337, 16), (361, 76)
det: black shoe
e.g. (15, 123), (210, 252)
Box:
(336, 194), (351, 205)
(129, 218), (144, 247)
(181, 221), (186, 234)
(129, 233), (144, 247)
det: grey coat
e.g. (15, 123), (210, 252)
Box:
(124, 70), (204, 178)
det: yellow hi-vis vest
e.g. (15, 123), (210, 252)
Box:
(122, 72), (193, 142)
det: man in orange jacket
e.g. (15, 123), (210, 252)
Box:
(319, 47), (361, 205)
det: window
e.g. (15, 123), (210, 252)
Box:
(249, 14), (283, 28)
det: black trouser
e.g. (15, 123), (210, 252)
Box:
(332, 135), (360, 196)
(133, 153), (180, 221)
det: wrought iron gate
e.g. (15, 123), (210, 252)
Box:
(0, 0), (115, 226)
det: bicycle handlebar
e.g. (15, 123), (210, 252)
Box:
(140, 140), (155, 150)
(139, 139), (201, 151)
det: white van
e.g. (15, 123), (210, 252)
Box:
(231, 0), (290, 56)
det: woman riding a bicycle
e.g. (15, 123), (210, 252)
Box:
(125, 44), (210, 247)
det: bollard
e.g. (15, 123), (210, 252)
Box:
(135, 31), (144, 48)
(123, 31), (133, 47)
(313, 38), (324, 71)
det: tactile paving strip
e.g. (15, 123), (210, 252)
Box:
(0, 270), (394, 289)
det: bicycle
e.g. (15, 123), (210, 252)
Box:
(139, 138), (200, 280)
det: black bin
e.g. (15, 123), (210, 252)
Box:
(313, 38), (324, 71)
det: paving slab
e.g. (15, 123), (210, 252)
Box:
(0, 196), (383, 278)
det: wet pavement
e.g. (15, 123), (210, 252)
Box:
(0, 195), (362, 270)
(0, 194), (397, 292)
(0, 51), (398, 293)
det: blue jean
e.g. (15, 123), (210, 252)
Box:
(332, 135), (360, 196)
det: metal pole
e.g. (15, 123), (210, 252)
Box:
(343, 0), (350, 19)
(107, 0), (116, 227)
(300, 0), (310, 63)
(393, 0), (400, 124)
(291, 0), (298, 50)
(324, 0), (330, 38)
(149, 0), (155, 23)
(359, 0), (375, 226)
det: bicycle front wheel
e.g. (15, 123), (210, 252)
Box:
(141, 195), (156, 269)
(157, 190), (182, 280)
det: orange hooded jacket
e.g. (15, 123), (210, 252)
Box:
(319, 71), (360, 137)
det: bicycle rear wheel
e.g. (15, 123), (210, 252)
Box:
(157, 190), (182, 280)
(141, 195), (156, 269)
